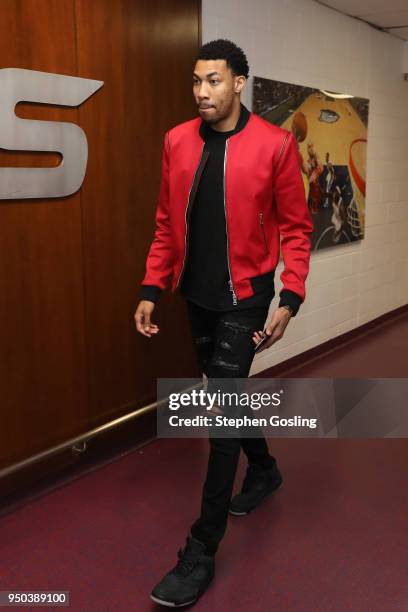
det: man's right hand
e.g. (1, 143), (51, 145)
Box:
(134, 300), (160, 338)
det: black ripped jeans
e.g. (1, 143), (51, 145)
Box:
(186, 299), (276, 555)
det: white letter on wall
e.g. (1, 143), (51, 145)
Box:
(0, 68), (104, 199)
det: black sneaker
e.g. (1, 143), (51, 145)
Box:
(150, 535), (215, 607)
(229, 462), (283, 516)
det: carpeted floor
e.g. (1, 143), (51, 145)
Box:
(1, 312), (408, 611)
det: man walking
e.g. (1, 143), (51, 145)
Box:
(134, 39), (313, 607)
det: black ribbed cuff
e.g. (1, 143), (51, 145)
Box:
(140, 284), (162, 303)
(278, 289), (303, 317)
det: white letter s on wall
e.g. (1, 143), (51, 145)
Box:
(0, 68), (104, 199)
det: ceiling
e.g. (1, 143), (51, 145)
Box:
(316, 1), (408, 40)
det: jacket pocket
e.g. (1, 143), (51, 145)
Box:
(258, 212), (269, 255)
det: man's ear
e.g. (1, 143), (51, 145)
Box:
(234, 75), (247, 94)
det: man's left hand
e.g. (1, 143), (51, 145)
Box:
(252, 307), (292, 353)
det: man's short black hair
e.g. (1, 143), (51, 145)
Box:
(196, 39), (249, 79)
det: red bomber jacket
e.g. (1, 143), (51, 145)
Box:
(140, 108), (313, 314)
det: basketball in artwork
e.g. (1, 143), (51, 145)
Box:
(291, 111), (308, 142)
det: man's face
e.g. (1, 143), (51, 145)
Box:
(193, 59), (244, 124)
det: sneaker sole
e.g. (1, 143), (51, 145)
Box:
(228, 480), (283, 516)
(150, 594), (197, 607)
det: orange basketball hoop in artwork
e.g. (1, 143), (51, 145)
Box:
(349, 138), (367, 196)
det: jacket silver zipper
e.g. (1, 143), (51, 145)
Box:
(176, 142), (205, 289)
(259, 212), (269, 254)
(224, 139), (237, 306)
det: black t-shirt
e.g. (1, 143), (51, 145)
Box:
(179, 104), (275, 311)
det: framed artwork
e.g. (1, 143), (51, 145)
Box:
(253, 76), (369, 250)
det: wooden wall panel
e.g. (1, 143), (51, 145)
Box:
(0, 0), (88, 468)
(0, 0), (201, 475)
(75, 0), (201, 422)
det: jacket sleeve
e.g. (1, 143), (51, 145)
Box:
(273, 131), (313, 315)
(140, 131), (173, 299)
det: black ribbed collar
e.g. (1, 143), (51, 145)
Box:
(199, 102), (250, 141)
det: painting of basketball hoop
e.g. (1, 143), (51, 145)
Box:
(253, 76), (368, 249)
